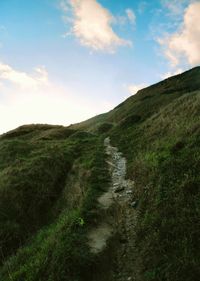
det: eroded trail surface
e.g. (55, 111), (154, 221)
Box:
(104, 137), (138, 281)
(87, 137), (138, 280)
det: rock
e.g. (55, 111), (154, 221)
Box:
(126, 190), (133, 195)
(127, 277), (132, 281)
(130, 201), (138, 208)
(114, 186), (125, 193)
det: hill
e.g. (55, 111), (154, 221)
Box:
(0, 67), (200, 281)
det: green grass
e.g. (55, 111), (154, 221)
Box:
(73, 67), (200, 281)
(108, 90), (200, 281)
(0, 126), (110, 281)
(0, 67), (199, 281)
(0, 140), (72, 260)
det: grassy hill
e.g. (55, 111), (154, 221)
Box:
(0, 125), (111, 280)
(0, 67), (200, 281)
(72, 66), (200, 131)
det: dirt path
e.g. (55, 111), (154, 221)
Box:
(87, 137), (138, 280)
(105, 137), (138, 281)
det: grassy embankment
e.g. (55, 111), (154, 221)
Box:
(0, 125), (110, 281)
(109, 90), (200, 281)
(83, 67), (200, 281)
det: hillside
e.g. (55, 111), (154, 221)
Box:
(72, 66), (200, 131)
(0, 67), (200, 281)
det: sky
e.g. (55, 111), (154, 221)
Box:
(0, 0), (200, 134)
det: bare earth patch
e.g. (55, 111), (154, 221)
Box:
(87, 222), (113, 254)
(87, 137), (138, 280)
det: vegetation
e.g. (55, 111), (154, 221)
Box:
(108, 74), (200, 280)
(0, 125), (110, 280)
(0, 67), (200, 281)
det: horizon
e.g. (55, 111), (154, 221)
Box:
(0, 0), (200, 134)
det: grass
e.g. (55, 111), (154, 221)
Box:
(71, 67), (200, 281)
(108, 89), (200, 281)
(0, 67), (199, 281)
(0, 126), (110, 281)
(0, 140), (72, 260)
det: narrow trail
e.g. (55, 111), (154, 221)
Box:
(87, 137), (138, 280)
(104, 137), (138, 281)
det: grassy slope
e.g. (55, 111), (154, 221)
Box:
(72, 67), (200, 131)
(73, 67), (200, 281)
(0, 125), (75, 260)
(104, 67), (200, 281)
(0, 125), (110, 280)
(0, 67), (199, 281)
(110, 91), (200, 281)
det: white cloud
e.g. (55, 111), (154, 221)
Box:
(158, 1), (200, 66)
(0, 63), (49, 90)
(33, 66), (49, 84)
(126, 9), (136, 25)
(60, 0), (131, 52)
(59, 0), (69, 12)
(0, 62), (113, 134)
(115, 9), (136, 28)
(161, 0), (190, 16)
(128, 83), (147, 96)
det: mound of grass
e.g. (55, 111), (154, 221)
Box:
(0, 126), (110, 281)
(97, 122), (114, 134)
(0, 125), (98, 262)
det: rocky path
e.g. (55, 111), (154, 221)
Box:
(87, 137), (138, 280)
(104, 137), (138, 281)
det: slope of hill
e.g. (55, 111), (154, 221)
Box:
(72, 66), (200, 131)
(0, 67), (200, 281)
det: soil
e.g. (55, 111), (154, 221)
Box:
(87, 137), (139, 281)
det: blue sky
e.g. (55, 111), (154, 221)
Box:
(0, 0), (199, 133)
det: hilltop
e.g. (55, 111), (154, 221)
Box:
(0, 66), (200, 281)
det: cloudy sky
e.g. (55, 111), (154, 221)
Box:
(0, 0), (200, 133)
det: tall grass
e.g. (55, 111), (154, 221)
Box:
(0, 129), (110, 281)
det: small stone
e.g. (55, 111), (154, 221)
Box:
(126, 190), (133, 195)
(114, 186), (125, 193)
(130, 201), (138, 208)
(127, 277), (132, 281)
